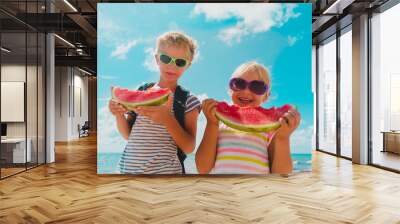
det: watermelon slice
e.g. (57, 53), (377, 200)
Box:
(215, 102), (293, 133)
(111, 86), (171, 109)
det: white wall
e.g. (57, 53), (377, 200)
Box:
(55, 66), (69, 141)
(72, 73), (89, 138)
(1, 65), (41, 138)
(1, 65), (26, 139)
(54, 67), (89, 141)
(1, 63), (46, 164)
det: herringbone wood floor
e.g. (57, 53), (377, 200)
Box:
(1, 135), (400, 224)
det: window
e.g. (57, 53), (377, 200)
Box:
(317, 35), (337, 154)
(339, 28), (352, 158)
(371, 3), (400, 171)
(0, 1), (47, 179)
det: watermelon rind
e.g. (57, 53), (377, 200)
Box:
(111, 87), (170, 109)
(215, 110), (281, 133)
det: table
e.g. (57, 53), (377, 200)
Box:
(1, 138), (31, 163)
(381, 131), (400, 154)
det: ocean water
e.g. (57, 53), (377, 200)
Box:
(98, 153), (312, 174)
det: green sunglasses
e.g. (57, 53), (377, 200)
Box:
(158, 52), (189, 68)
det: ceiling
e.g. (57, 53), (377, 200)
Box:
(1, 0), (98, 74)
(312, 0), (390, 43)
(0, 0), (394, 75)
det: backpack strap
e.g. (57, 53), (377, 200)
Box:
(173, 85), (189, 174)
(127, 83), (190, 174)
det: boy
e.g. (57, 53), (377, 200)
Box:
(109, 31), (201, 174)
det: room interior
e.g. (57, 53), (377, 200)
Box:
(0, 0), (399, 223)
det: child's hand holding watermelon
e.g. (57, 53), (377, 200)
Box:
(108, 99), (131, 140)
(274, 108), (301, 140)
(135, 95), (174, 125)
(109, 100), (128, 117)
(202, 98), (219, 126)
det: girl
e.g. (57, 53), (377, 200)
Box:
(195, 61), (300, 175)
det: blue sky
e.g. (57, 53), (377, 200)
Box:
(97, 3), (313, 158)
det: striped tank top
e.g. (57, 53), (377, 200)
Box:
(212, 124), (276, 174)
(118, 93), (201, 174)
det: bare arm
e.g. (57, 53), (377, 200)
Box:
(163, 109), (199, 153)
(115, 114), (133, 140)
(195, 122), (219, 174)
(109, 100), (131, 140)
(195, 99), (219, 174)
(268, 108), (301, 175)
(268, 136), (293, 174)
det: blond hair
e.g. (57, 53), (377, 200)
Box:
(232, 61), (271, 94)
(156, 31), (198, 61)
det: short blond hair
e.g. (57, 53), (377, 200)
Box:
(232, 61), (271, 94)
(156, 31), (198, 61)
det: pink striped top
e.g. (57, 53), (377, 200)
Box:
(212, 124), (276, 174)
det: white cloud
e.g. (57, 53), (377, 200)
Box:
(196, 93), (208, 103)
(143, 47), (159, 72)
(168, 22), (182, 31)
(98, 17), (131, 47)
(111, 40), (138, 60)
(192, 50), (201, 64)
(218, 26), (248, 45)
(192, 3), (300, 45)
(97, 104), (126, 154)
(99, 75), (118, 80)
(289, 125), (314, 154)
(98, 19), (120, 45)
(288, 35), (298, 46)
(98, 97), (110, 102)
